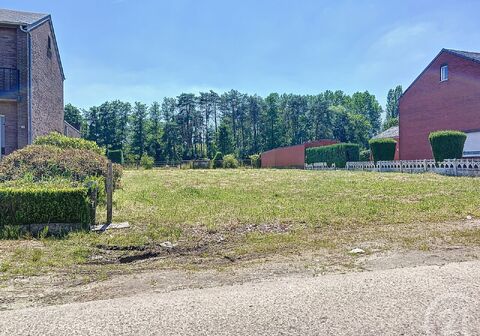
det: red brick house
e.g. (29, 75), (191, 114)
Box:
(0, 8), (74, 158)
(399, 49), (480, 160)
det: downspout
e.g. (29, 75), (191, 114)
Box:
(19, 25), (33, 144)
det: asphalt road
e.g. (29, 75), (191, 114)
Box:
(1, 260), (479, 336)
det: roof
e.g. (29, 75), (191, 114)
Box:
(0, 8), (64, 80)
(401, 48), (480, 99)
(0, 8), (49, 26)
(446, 49), (480, 63)
(373, 126), (399, 139)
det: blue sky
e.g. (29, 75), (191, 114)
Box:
(4, 0), (480, 109)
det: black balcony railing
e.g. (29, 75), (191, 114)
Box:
(0, 68), (20, 94)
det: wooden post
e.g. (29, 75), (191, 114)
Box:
(106, 161), (113, 225)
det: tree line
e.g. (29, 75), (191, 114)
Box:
(65, 86), (402, 163)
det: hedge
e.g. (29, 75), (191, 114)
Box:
(305, 143), (360, 168)
(107, 149), (124, 164)
(369, 138), (397, 162)
(249, 154), (261, 168)
(429, 130), (467, 162)
(0, 186), (92, 227)
(359, 149), (371, 162)
(34, 132), (104, 155)
(0, 145), (122, 188)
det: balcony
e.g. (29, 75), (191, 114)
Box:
(0, 68), (19, 99)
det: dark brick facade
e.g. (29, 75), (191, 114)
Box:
(0, 17), (64, 156)
(399, 50), (480, 160)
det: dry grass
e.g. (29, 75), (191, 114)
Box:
(1, 169), (480, 279)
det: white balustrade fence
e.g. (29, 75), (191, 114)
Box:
(344, 159), (480, 177)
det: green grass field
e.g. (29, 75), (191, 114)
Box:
(1, 169), (480, 278)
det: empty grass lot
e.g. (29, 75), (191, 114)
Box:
(1, 169), (480, 279)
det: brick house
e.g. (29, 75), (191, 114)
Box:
(399, 49), (480, 160)
(0, 8), (76, 158)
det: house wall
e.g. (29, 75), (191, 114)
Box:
(261, 140), (338, 168)
(399, 51), (480, 160)
(30, 21), (64, 140)
(0, 26), (28, 154)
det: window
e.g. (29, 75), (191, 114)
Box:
(47, 36), (52, 58)
(463, 131), (480, 157)
(440, 65), (448, 81)
(0, 115), (5, 156)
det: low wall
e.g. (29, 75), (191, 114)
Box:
(261, 140), (337, 168)
(344, 159), (480, 177)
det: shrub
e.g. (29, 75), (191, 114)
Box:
(369, 138), (397, 162)
(359, 149), (371, 162)
(34, 132), (104, 155)
(429, 130), (467, 162)
(140, 155), (155, 169)
(249, 154), (261, 168)
(223, 154), (239, 168)
(305, 143), (359, 168)
(212, 152), (223, 169)
(0, 186), (93, 227)
(107, 149), (124, 164)
(0, 145), (122, 188)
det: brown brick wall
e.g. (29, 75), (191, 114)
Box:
(0, 27), (17, 68)
(261, 140), (338, 168)
(16, 28), (28, 148)
(399, 51), (480, 160)
(30, 21), (64, 140)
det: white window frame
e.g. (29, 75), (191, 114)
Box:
(440, 65), (448, 82)
(463, 131), (480, 158)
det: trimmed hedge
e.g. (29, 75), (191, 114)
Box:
(305, 143), (360, 168)
(0, 186), (92, 227)
(107, 149), (124, 164)
(429, 130), (467, 162)
(34, 132), (104, 155)
(369, 138), (397, 162)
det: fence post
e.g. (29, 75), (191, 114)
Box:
(423, 159), (427, 172)
(453, 159), (458, 177)
(106, 161), (113, 225)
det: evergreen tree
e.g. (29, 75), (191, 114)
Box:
(130, 102), (148, 161)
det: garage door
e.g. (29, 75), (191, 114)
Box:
(463, 131), (480, 158)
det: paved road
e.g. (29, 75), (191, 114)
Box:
(1, 261), (479, 336)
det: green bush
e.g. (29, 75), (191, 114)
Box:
(34, 132), (104, 155)
(0, 186), (93, 227)
(249, 154), (261, 168)
(305, 143), (359, 168)
(107, 149), (124, 164)
(359, 149), (371, 162)
(223, 154), (239, 168)
(140, 155), (155, 169)
(0, 145), (122, 188)
(369, 138), (397, 162)
(429, 130), (467, 162)
(212, 152), (223, 169)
